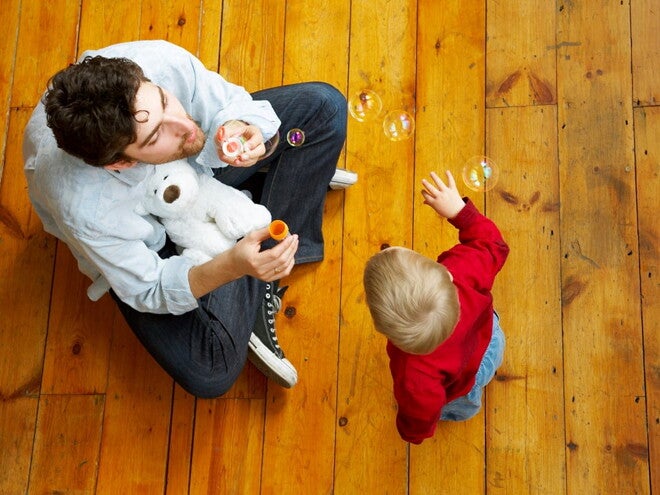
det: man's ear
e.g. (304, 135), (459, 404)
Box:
(104, 158), (138, 171)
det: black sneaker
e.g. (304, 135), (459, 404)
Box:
(248, 281), (298, 388)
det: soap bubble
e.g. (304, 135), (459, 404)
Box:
(348, 89), (383, 122)
(461, 156), (499, 192)
(382, 110), (415, 141)
(286, 128), (305, 147)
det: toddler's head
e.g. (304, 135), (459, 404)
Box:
(363, 247), (459, 355)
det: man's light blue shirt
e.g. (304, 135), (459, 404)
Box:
(23, 40), (281, 314)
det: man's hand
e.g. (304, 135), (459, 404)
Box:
(188, 227), (299, 298)
(228, 227), (298, 281)
(421, 171), (465, 219)
(215, 120), (267, 167)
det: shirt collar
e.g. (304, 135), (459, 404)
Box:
(107, 163), (151, 185)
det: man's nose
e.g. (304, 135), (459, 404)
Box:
(164, 113), (194, 135)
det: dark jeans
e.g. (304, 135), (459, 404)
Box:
(112, 82), (347, 398)
(216, 82), (346, 262)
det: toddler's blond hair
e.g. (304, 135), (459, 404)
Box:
(363, 247), (459, 355)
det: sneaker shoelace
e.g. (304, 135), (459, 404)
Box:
(265, 283), (282, 350)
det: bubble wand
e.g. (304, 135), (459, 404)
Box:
(216, 126), (246, 158)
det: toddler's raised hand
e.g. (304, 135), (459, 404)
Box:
(421, 171), (465, 219)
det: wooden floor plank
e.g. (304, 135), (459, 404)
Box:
(0, 0), (19, 182)
(412, 422), (485, 494)
(0, 10), (51, 485)
(631, 0), (659, 106)
(190, 398), (265, 494)
(41, 247), (115, 394)
(557, 2), (650, 493)
(415, 0), (487, 254)
(486, 0), (556, 107)
(11, 0), (80, 108)
(81, 5), (197, 492)
(484, 3), (566, 493)
(78, 0), (142, 51)
(634, 105), (659, 493)
(218, 0), (286, 93)
(0, 399), (38, 494)
(487, 105), (566, 494)
(259, 2), (349, 492)
(140, 0), (203, 53)
(0, 106), (56, 493)
(95, 318), (174, 493)
(28, 395), (105, 494)
(411, 1), (487, 492)
(188, 3), (287, 488)
(336, 1), (417, 492)
(166, 385), (196, 495)
(0, 107), (55, 399)
(197, 0), (222, 70)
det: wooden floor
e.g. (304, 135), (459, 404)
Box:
(0, 1), (657, 494)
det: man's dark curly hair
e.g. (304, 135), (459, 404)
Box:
(44, 56), (150, 166)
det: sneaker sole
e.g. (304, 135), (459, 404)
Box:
(248, 334), (298, 388)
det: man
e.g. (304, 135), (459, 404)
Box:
(23, 40), (352, 396)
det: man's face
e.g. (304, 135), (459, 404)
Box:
(121, 82), (206, 164)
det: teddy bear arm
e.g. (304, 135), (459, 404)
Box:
(164, 217), (236, 256)
(205, 183), (272, 238)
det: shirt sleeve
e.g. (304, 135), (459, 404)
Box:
(76, 230), (198, 315)
(188, 58), (282, 169)
(388, 343), (447, 444)
(438, 199), (509, 293)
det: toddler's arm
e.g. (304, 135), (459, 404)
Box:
(421, 171), (465, 219)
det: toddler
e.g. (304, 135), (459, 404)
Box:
(363, 170), (509, 444)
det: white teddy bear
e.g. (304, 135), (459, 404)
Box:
(135, 159), (272, 264)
